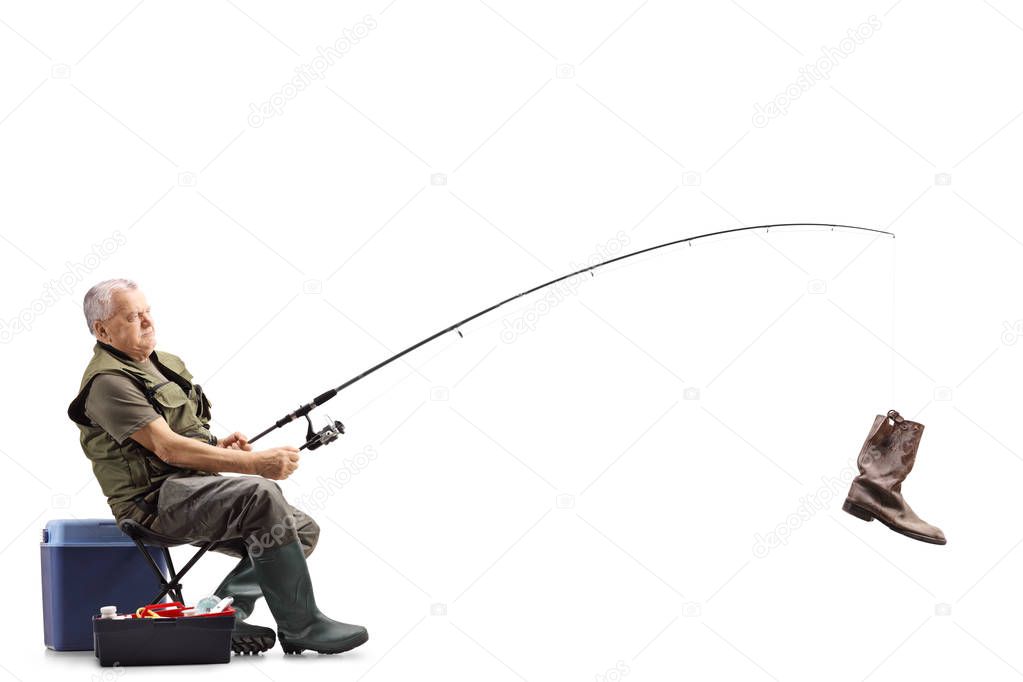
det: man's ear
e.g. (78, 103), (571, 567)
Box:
(92, 320), (109, 341)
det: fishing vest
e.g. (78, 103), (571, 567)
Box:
(68, 342), (220, 527)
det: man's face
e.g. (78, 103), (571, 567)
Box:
(93, 289), (156, 360)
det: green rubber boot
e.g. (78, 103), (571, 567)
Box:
(212, 555), (277, 654)
(249, 539), (369, 655)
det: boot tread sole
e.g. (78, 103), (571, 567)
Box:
(231, 632), (276, 654)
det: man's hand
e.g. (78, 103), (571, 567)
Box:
(251, 447), (301, 480)
(217, 432), (252, 451)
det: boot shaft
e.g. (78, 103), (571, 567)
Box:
(213, 555), (262, 621)
(855, 410), (925, 492)
(249, 539), (320, 633)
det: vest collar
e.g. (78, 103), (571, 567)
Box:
(96, 341), (156, 365)
(96, 341), (197, 399)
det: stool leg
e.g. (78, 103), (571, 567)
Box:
(131, 538), (223, 606)
(130, 536), (177, 605)
(161, 542), (221, 605)
(162, 548), (185, 603)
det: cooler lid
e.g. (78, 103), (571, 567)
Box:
(41, 519), (134, 546)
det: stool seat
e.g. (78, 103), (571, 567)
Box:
(118, 518), (196, 548)
(116, 518), (222, 606)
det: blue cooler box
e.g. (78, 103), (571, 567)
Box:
(41, 518), (170, 651)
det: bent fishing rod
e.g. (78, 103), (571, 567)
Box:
(247, 222), (893, 451)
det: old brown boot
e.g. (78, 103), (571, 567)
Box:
(843, 409), (946, 545)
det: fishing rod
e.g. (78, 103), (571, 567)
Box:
(248, 222), (893, 450)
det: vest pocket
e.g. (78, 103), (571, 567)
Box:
(150, 382), (189, 410)
(148, 377), (209, 442)
(124, 450), (150, 488)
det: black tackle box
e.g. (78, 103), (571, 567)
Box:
(93, 602), (236, 666)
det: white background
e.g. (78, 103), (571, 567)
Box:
(2, 1), (1022, 680)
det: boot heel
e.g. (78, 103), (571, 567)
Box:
(280, 638), (305, 655)
(843, 500), (874, 522)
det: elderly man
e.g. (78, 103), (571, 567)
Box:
(67, 278), (368, 656)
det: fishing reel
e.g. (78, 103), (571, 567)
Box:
(301, 413), (346, 451)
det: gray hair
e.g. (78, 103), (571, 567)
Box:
(83, 279), (138, 335)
